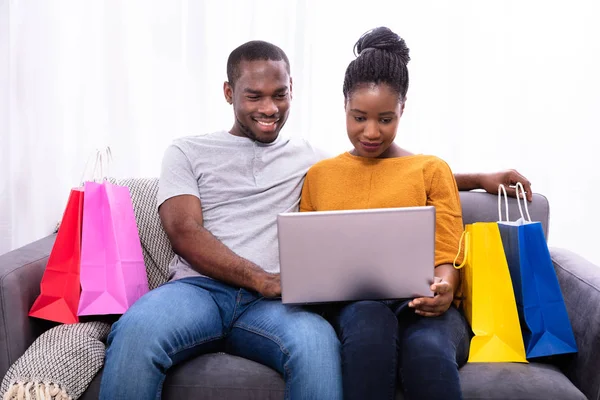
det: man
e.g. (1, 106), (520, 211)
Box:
(99, 40), (531, 399)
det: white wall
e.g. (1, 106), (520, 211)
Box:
(2, 0), (599, 266)
(0, 0), (10, 253)
(299, 1), (600, 265)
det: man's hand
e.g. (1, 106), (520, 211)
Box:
(408, 277), (453, 317)
(255, 272), (282, 298)
(479, 169), (533, 202)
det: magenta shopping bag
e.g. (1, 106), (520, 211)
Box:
(78, 180), (149, 316)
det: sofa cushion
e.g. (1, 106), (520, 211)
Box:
(79, 353), (585, 400)
(80, 353), (285, 400)
(459, 362), (585, 400)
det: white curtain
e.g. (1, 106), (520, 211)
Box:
(2, 0), (600, 265)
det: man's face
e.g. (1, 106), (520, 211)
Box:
(224, 60), (292, 143)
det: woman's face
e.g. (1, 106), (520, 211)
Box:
(345, 83), (404, 158)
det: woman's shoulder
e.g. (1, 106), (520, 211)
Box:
(404, 155), (456, 181)
(396, 153), (445, 167)
(410, 154), (452, 169)
(306, 153), (350, 174)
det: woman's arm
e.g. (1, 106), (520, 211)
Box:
(411, 159), (464, 317)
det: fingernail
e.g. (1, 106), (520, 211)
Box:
(408, 302), (413, 307)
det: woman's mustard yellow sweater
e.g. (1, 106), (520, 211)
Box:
(300, 152), (464, 266)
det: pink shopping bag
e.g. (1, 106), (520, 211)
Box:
(78, 181), (149, 316)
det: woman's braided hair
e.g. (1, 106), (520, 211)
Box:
(343, 27), (411, 102)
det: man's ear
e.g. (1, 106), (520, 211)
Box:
(223, 81), (233, 104)
(289, 77), (293, 100)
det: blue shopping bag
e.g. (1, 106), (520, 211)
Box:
(497, 183), (577, 359)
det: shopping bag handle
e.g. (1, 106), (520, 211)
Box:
(79, 146), (113, 186)
(79, 151), (102, 186)
(498, 184), (510, 222)
(453, 230), (469, 270)
(498, 182), (532, 223)
(96, 146), (113, 181)
(515, 182), (532, 222)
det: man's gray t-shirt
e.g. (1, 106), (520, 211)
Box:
(157, 130), (329, 281)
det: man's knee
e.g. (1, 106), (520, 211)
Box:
(107, 282), (222, 352)
(288, 310), (340, 353)
(252, 307), (338, 376)
(283, 311), (342, 392)
(107, 298), (156, 347)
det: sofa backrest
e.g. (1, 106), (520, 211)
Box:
(459, 191), (550, 238)
(116, 178), (551, 289)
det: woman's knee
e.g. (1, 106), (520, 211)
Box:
(402, 308), (469, 357)
(336, 301), (398, 343)
(402, 323), (459, 366)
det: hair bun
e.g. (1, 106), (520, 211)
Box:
(354, 27), (410, 65)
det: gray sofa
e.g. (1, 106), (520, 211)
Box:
(1, 180), (599, 399)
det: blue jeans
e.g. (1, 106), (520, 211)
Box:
(99, 277), (342, 400)
(329, 300), (470, 400)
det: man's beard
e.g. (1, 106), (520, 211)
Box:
(236, 116), (278, 144)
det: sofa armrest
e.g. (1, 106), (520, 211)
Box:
(551, 247), (600, 400)
(0, 235), (58, 378)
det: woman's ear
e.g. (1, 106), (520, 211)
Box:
(399, 98), (406, 116)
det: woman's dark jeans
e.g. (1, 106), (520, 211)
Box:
(328, 300), (471, 400)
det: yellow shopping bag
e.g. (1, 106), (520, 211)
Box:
(454, 222), (528, 363)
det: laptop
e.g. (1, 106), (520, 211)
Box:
(277, 206), (436, 304)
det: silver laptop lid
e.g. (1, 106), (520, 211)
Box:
(277, 206), (435, 304)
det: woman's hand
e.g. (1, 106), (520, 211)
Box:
(409, 277), (454, 317)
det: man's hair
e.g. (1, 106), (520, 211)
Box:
(343, 27), (411, 102)
(226, 40), (290, 87)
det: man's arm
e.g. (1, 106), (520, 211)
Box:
(454, 169), (533, 202)
(159, 194), (281, 297)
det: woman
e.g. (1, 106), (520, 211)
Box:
(300, 27), (470, 400)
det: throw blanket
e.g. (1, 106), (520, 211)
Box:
(1, 322), (112, 400)
(1, 178), (175, 400)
